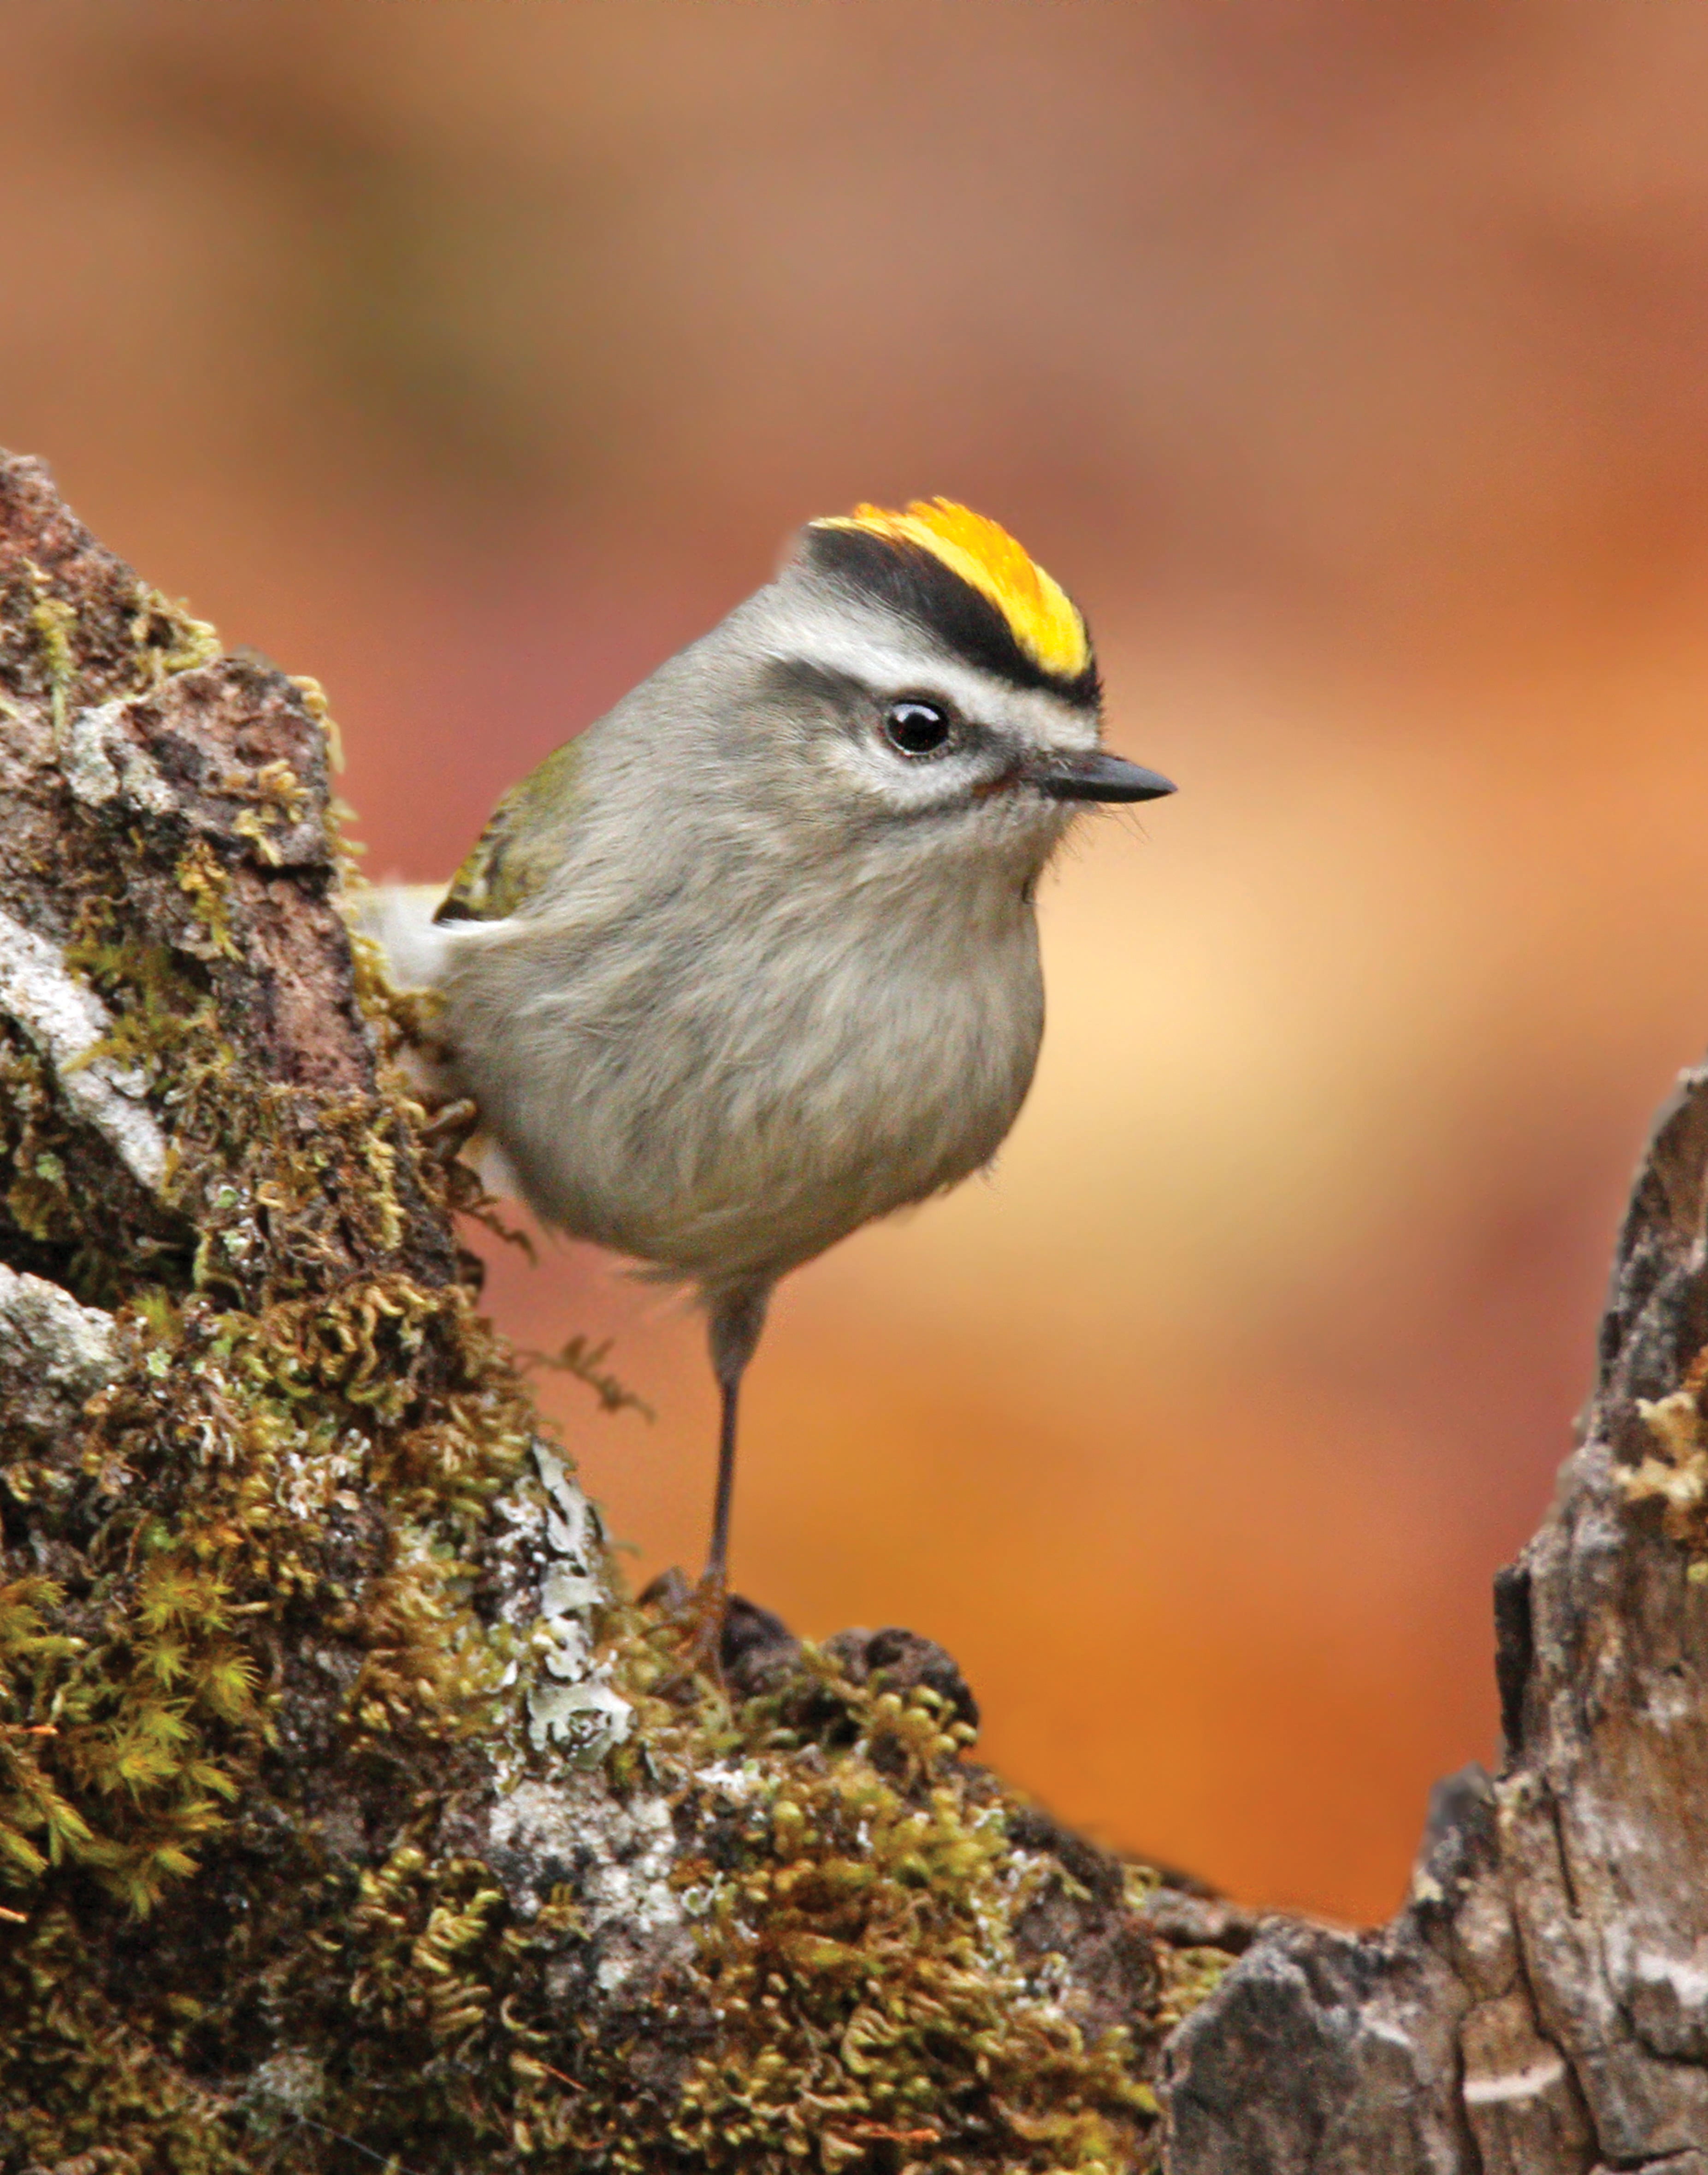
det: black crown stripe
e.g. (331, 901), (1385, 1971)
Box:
(804, 527), (1100, 712)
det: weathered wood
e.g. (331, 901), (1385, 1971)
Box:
(1160, 1071), (1708, 2169)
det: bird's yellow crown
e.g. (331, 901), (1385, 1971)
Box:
(812, 498), (1091, 682)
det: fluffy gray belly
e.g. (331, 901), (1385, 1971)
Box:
(439, 902), (1044, 1295)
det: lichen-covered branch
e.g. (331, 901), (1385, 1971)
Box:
(0, 454), (1232, 2175)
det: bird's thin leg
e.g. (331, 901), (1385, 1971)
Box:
(701, 1282), (770, 1590)
(659, 1283), (771, 1689)
(706, 1367), (740, 1592)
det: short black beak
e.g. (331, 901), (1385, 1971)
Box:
(1039, 751), (1177, 803)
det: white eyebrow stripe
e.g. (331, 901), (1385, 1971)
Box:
(762, 599), (1099, 753)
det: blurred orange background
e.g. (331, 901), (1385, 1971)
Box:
(7, 1), (1708, 1923)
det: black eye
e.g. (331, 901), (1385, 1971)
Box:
(883, 699), (952, 758)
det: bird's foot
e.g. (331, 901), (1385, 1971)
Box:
(643, 1566), (729, 1699)
(419, 1095), (481, 1159)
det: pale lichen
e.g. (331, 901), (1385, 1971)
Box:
(0, 1257), (118, 1440)
(0, 904), (167, 1189)
(1623, 1353), (1708, 1562)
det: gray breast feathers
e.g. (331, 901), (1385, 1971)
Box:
(437, 864), (1045, 1295)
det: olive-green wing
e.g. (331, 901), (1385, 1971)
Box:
(434, 740), (584, 925)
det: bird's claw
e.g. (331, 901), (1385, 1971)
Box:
(647, 1568), (729, 1698)
(419, 1095), (481, 1157)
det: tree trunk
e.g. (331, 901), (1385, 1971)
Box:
(1164, 1061), (1708, 2175)
(0, 450), (1700, 2175)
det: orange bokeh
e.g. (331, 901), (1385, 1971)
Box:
(7, 1), (1708, 1920)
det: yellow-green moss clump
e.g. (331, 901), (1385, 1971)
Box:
(0, 453), (1214, 2174)
(644, 1648), (1160, 2175)
(0, 705), (534, 1925)
(0, 464), (558, 2166)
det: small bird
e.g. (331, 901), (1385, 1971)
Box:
(383, 499), (1173, 1630)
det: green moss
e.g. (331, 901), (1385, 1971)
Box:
(24, 559), (77, 737)
(128, 583), (223, 686)
(0, 554), (553, 2142)
(5, 1901), (254, 2175)
(515, 1629), (1164, 2174)
(0, 1576), (94, 1883)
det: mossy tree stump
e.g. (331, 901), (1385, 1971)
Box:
(0, 456), (1225, 2174)
(3, 453), (1708, 2175)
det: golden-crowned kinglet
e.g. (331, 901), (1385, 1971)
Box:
(381, 499), (1173, 1606)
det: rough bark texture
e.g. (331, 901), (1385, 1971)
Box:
(3, 453), (1706, 2175)
(1156, 1060), (1708, 2174)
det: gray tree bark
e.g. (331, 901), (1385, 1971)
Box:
(1164, 1066), (1708, 2175)
(0, 449), (1702, 2175)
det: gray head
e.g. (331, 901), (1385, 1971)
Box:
(434, 498), (1174, 928)
(672, 497), (1174, 886)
